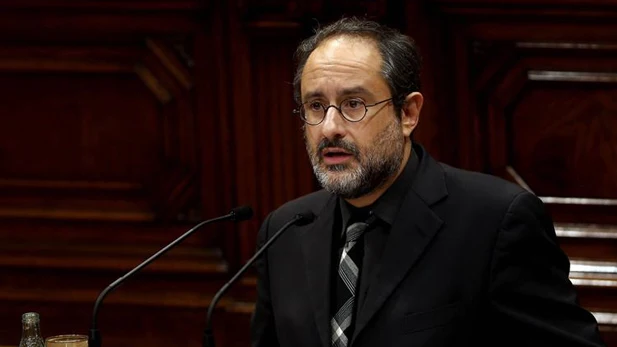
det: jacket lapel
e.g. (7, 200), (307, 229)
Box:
(352, 147), (448, 343)
(299, 194), (338, 347)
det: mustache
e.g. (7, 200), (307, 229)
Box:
(317, 138), (360, 157)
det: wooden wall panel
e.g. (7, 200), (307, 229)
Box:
(508, 76), (617, 199)
(0, 1), (401, 346)
(1, 74), (158, 179)
(0, 2), (236, 347)
(1, 0), (615, 346)
(228, 22), (315, 263)
(403, 0), (458, 165)
(0, 38), (202, 223)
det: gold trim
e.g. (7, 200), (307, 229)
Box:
(540, 197), (617, 206)
(505, 166), (534, 193)
(569, 260), (617, 286)
(570, 260), (617, 274)
(504, 167), (617, 206)
(0, 59), (127, 72)
(245, 21), (302, 29)
(0, 208), (154, 222)
(555, 223), (617, 238)
(571, 278), (617, 287)
(528, 71), (617, 83)
(146, 39), (192, 90)
(592, 312), (617, 325)
(134, 64), (172, 104)
(517, 42), (617, 50)
(0, 178), (140, 190)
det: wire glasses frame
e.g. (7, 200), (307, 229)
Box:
(293, 98), (393, 125)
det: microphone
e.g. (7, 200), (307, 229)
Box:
(202, 211), (316, 347)
(88, 205), (253, 347)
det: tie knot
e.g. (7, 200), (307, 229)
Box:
(345, 221), (369, 243)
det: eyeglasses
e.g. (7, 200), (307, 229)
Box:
(293, 98), (393, 125)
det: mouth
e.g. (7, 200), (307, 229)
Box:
(321, 148), (354, 165)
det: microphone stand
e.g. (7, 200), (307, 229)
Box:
(203, 212), (315, 347)
(89, 207), (252, 347)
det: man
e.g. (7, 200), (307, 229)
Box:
(251, 17), (605, 347)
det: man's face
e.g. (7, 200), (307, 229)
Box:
(301, 36), (407, 199)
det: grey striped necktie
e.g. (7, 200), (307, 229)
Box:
(331, 220), (370, 347)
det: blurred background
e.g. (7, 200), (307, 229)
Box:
(0, 0), (616, 346)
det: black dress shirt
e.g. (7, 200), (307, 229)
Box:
(331, 144), (420, 332)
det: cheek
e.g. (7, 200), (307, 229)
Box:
(353, 128), (378, 149)
(304, 127), (321, 146)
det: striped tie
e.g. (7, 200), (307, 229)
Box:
(331, 220), (369, 347)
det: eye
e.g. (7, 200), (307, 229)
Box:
(307, 101), (324, 111)
(344, 99), (364, 109)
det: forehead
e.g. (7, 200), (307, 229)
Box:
(301, 35), (387, 99)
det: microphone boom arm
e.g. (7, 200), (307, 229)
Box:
(203, 213), (313, 347)
(90, 206), (252, 347)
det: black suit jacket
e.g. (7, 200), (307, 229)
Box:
(251, 144), (605, 347)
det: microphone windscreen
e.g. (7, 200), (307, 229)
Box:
(295, 211), (316, 226)
(230, 205), (253, 221)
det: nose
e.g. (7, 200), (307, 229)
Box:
(320, 106), (347, 140)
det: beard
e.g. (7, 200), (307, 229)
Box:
(305, 120), (405, 199)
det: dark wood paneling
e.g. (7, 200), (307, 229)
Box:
(403, 1), (459, 165)
(0, 37), (201, 223)
(511, 84), (617, 197)
(0, 1), (398, 346)
(0, 2), (229, 347)
(228, 21), (315, 263)
(1, 0), (616, 346)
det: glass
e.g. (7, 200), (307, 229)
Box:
(294, 97), (393, 125)
(45, 335), (88, 347)
(20, 312), (45, 347)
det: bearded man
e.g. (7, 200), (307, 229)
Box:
(250, 17), (605, 347)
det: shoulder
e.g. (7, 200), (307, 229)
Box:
(430, 162), (547, 228)
(412, 144), (531, 212)
(440, 163), (529, 208)
(427, 162), (552, 250)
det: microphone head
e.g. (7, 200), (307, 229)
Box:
(295, 211), (316, 226)
(230, 205), (253, 221)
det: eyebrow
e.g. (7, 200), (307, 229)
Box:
(302, 86), (374, 102)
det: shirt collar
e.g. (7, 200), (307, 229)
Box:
(339, 143), (420, 228)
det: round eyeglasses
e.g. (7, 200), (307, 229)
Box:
(293, 98), (393, 125)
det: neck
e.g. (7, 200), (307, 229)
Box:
(345, 140), (412, 208)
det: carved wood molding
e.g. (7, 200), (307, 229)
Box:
(236, 0), (389, 37)
(464, 41), (617, 219)
(0, 39), (199, 222)
(0, 0), (209, 11)
(528, 71), (617, 83)
(0, 283), (231, 309)
(435, 0), (617, 19)
(506, 166), (617, 206)
(0, 237), (229, 306)
(238, 0), (388, 19)
(555, 223), (617, 239)
(593, 312), (617, 326)
(0, 245), (226, 273)
(0, 2), (212, 40)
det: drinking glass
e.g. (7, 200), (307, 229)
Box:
(45, 335), (88, 347)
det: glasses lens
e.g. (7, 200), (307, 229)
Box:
(341, 99), (366, 121)
(301, 102), (324, 124)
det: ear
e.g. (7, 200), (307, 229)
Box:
(400, 92), (423, 137)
